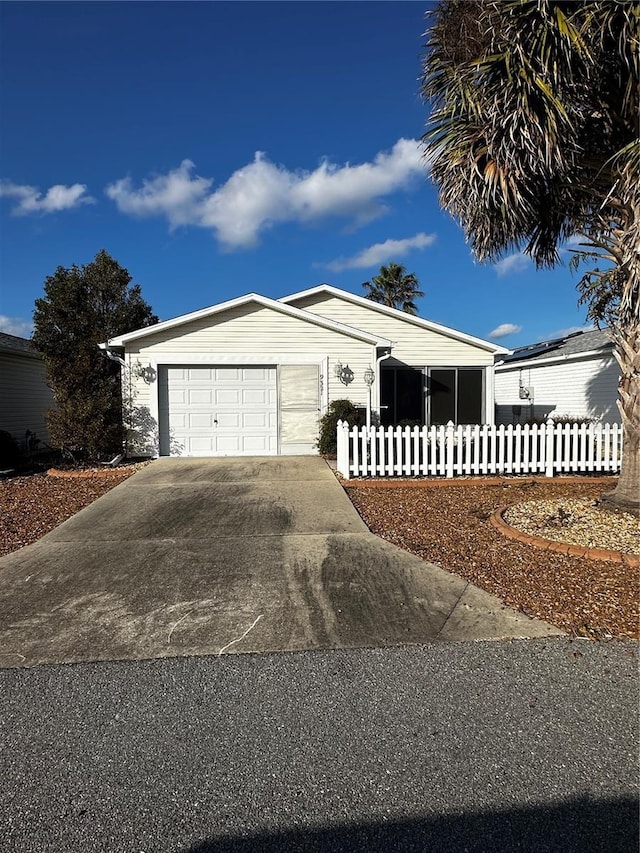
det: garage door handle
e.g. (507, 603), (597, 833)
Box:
(214, 419), (218, 425)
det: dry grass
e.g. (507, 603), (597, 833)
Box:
(344, 477), (639, 641)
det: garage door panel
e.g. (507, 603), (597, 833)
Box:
(242, 412), (269, 428)
(243, 388), (269, 405)
(167, 368), (187, 381)
(215, 388), (240, 405)
(187, 368), (214, 382)
(189, 413), (215, 428)
(169, 389), (187, 405)
(214, 367), (240, 381)
(189, 389), (213, 405)
(216, 435), (242, 452)
(243, 367), (270, 381)
(216, 412), (240, 428)
(189, 436), (216, 453)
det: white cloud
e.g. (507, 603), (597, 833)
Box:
(488, 322), (522, 339)
(325, 232), (437, 272)
(0, 181), (94, 215)
(105, 160), (213, 229)
(0, 315), (33, 337)
(494, 251), (531, 277)
(105, 139), (425, 249)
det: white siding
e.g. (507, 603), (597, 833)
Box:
(0, 353), (54, 447)
(288, 294), (495, 367)
(495, 354), (620, 425)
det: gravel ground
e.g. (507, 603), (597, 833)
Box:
(344, 477), (639, 641)
(505, 498), (639, 553)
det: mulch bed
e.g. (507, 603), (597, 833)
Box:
(0, 468), (140, 557)
(344, 477), (639, 641)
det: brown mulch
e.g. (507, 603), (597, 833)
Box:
(0, 467), (142, 557)
(344, 477), (639, 641)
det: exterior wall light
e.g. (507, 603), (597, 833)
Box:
(363, 365), (375, 428)
(133, 361), (157, 384)
(334, 360), (354, 385)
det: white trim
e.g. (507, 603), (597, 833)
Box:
(107, 292), (392, 348)
(484, 364), (495, 425)
(495, 348), (615, 371)
(321, 355), (329, 412)
(137, 351), (334, 365)
(279, 284), (508, 355)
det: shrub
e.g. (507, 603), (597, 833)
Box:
(524, 414), (597, 426)
(316, 399), (367, 455)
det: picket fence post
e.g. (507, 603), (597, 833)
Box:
(544, 417), (555, 478)
(445, 420), (455, 478)
(336, 419), (350, 480)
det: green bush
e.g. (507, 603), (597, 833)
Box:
(316, 399), (366, 455)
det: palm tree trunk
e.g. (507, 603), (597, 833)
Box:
(602, 320), (640, 517)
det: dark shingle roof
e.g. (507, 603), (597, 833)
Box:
(0, 332), (40, 357)
(501, 328), (613, 364)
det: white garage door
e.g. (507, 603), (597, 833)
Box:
(160, 366), (277, 456)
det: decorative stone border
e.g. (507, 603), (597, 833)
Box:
(490, 506), (639, 567)
(47, 466), (139, 480)
(342, 475), (618, 489)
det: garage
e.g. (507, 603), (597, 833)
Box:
(159, 366), (278, 456)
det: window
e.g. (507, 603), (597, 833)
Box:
(380, 367), (424, 425)
(381, 366), (485, 426)
(428, 368), (483, 425)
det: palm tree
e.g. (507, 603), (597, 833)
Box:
(362, 263), (424, 315)
(422, 0), (639, 515)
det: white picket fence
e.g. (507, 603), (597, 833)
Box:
(336, 419), (623, 480)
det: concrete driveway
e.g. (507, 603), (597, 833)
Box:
(0, 457), (560, 667)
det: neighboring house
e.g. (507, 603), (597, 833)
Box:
(103, 285), (506, 457)
(494, 328), (620, 425)
(0, 332), (55, 450)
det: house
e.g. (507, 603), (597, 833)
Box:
(494, 328), (620, 425)
(0, 332), (55, 451)
(103, 285), (507, 457)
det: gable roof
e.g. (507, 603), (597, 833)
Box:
(279, 284), (508, 355)
(105, 292), (393, 348)
(0, 332), (41, 359)
(498, 328), (613, 367)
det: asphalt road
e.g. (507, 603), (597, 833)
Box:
(1, 637), (637, 852)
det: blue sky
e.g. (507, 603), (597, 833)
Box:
(0, 1), (590, 347)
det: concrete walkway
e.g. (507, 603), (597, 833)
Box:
(0, 457), (560, 668)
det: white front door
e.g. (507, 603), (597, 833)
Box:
(160, 366), (277, 456)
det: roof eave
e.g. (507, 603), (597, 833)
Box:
(495, 346), (615, 370)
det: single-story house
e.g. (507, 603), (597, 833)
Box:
(103, 285), (507, 457)
(0, 332), (54, 450)
(494, 327), (620, 425)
